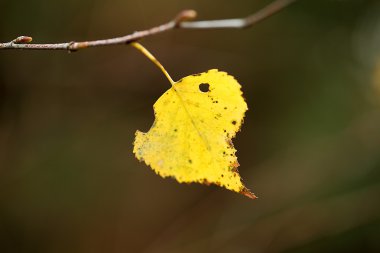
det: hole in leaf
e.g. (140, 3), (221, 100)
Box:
(199, 83), (210, 92)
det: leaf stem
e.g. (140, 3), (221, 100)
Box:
(131, 42), (175, 85)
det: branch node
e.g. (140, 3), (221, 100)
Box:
(12, 36), (33, 44)
(174, 9), (197, 26)
(67, 41), (78, 52)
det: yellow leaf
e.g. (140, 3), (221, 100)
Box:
(133, 69), (255, 199)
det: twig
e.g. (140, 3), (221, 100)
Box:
(0, 0), (297, 52)
(179, 0), (297, 29)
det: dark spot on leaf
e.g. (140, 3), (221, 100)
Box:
(232, 120), (237, 125)
(188, 159), (192, 164)
(223, 129), (226, 132)
(199, 83), (210, 92)
(174, 129), (177, 132)
(221, 174), (224, 177)
(224, 107), (227, 110)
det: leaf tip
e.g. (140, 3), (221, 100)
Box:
(241, 188), (257, 199)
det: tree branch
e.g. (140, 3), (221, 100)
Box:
(0, 0), (297, 52)
(179, 0), (297, 29)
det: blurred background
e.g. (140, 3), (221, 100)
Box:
(1, 0), (380, 252)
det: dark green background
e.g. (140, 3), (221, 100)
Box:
(1, 0), (380, 252)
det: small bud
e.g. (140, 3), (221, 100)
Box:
(174, 10), (197, 25)
(13, 36), (33, 44)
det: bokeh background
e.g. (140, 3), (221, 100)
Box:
(1, 0), (380, 252)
